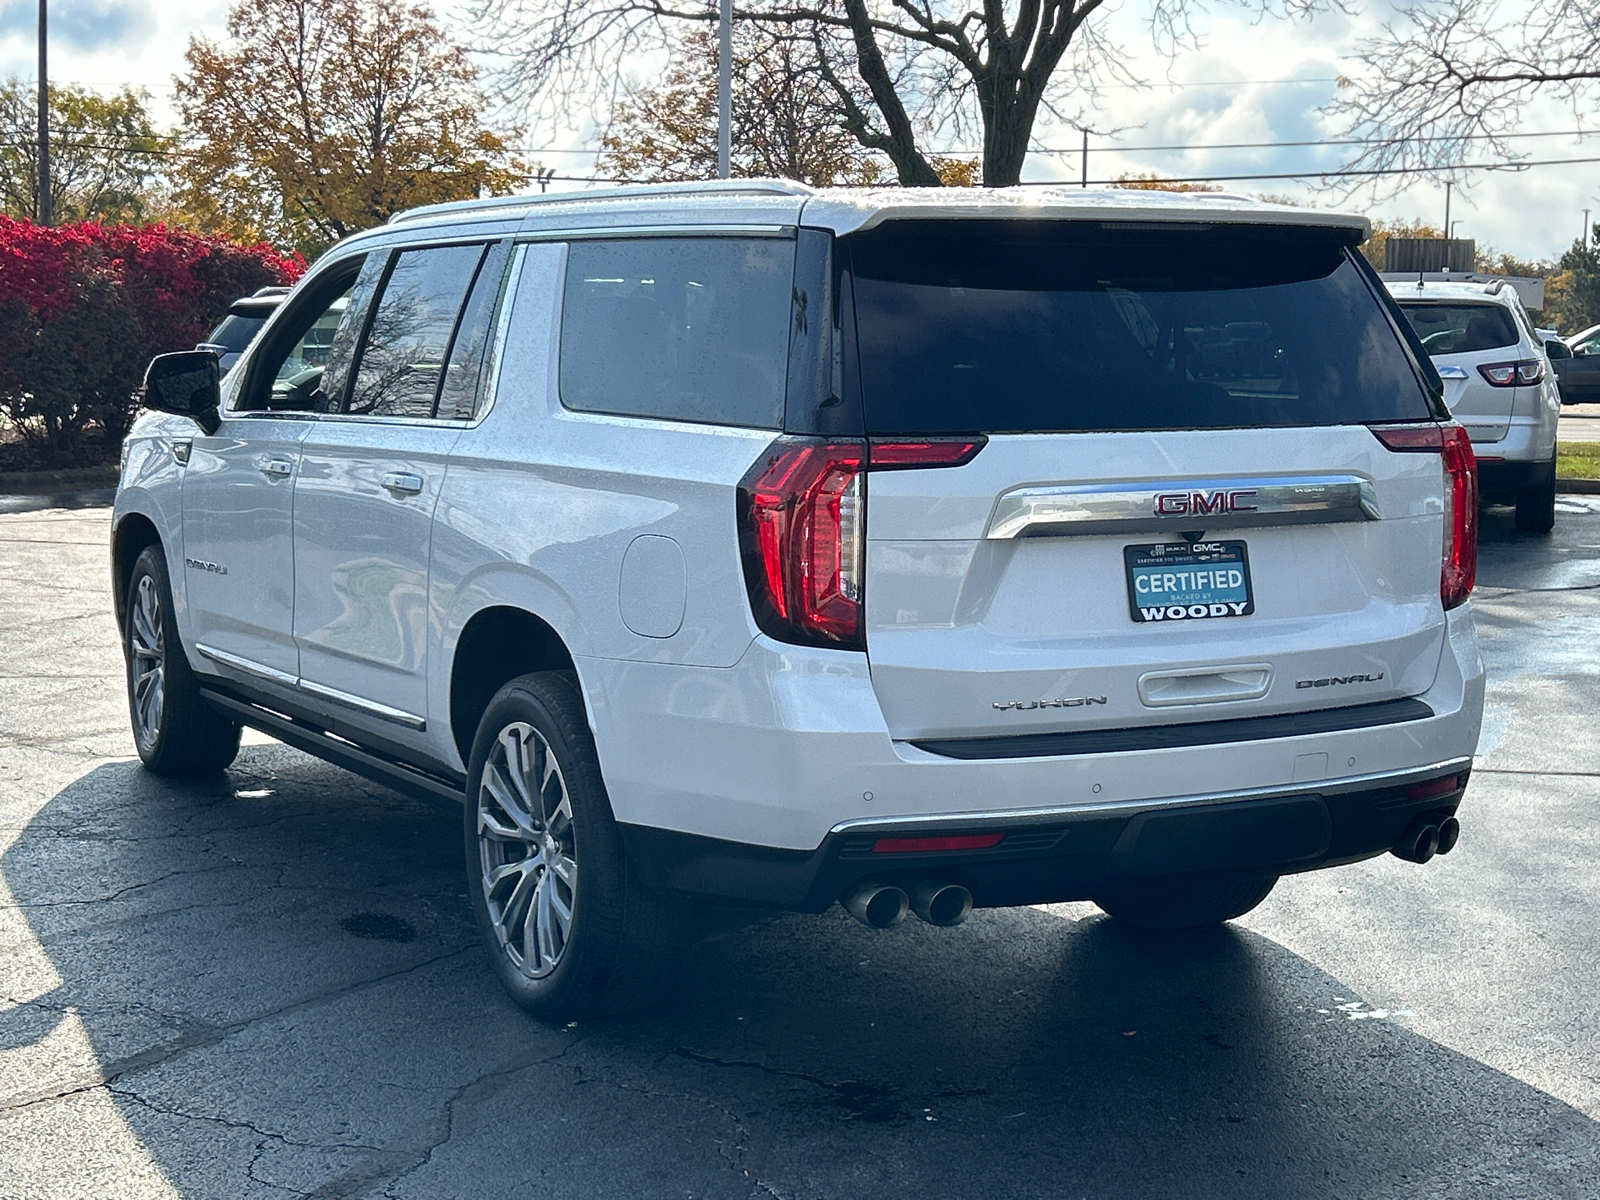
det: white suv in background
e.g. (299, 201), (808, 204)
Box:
(113, 183), (1485, 1019)
(1385, 278), (1561, 532)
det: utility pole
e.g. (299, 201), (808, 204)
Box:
(717, 0), (731, 180)
(1585, 208), (1593, 250)
(37, 0), (51, 226)
(1442, 180), (1451, 247)
(1080, 129), (1087, 188)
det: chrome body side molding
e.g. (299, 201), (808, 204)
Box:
(985, 475), (1380, 539)
(195, 643), (426, 730)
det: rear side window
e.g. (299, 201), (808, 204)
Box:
(205, 314), (265, 355)
(1397, 302), (1520, 356)
(346, 244), (486, 417)
(559, 237), (792, 428)
(848, 222), (1436, 435)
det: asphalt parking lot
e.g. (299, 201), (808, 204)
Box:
(2, 494), (1599, 1200)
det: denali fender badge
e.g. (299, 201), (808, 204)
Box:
(994, 696), (1108, 711)
(1295, 673), (1384, 689)
(185, 558), (228, 576)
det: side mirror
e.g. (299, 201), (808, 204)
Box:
(140, 351), (221, 434)
(1545, 339), (1574, 360)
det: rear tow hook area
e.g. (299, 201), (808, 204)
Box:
(842, 879), (975, 928)
(1391, 814), (1462, 864)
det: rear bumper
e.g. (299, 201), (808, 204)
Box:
(618, 762), (1472, 910)
(1477, 455), (1554, 500)
(579, 604), (1485, 867)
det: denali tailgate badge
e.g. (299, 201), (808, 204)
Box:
(994, 696), (1108, 711)
(1296, 673), (1384, 689)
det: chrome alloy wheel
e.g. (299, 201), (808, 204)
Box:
(476, 721), (578, 979)
(129, 574), (166, 750)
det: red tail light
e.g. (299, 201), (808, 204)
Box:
(739, 439), (866, 648)
(1476, 359), (1544, 387)
(737, 437), (986, 649)
(1371, 423), (1478, 610)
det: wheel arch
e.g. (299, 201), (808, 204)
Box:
(448, 606), (577, 768)
(111, 511), (164, 635)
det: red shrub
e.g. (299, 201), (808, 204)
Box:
(0, 217), (303, 460)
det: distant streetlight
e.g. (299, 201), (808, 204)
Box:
(717, 0), (731, 179)
(37, 0), (50, 225)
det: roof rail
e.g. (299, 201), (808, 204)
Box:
(387, 179), (816, 225)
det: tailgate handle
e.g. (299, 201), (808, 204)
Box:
(1138, 665), (1272, 708)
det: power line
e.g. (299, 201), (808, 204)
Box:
(1015, 153), (1600, 187)
(1028, 127), (1599, 156)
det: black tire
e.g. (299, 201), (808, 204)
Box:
(464, 671), (692, 1020)
(124, 545), (241, 775)
(1514, 469), (1556, 534)
(1093, 875), (1277, 931)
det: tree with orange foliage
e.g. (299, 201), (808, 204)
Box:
(175, 0), (528, 255)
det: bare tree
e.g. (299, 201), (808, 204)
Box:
(469, 0), (1328, 187)
(1327, 0), (1600, 189)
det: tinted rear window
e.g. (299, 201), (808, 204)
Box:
(206, 314), (265, 354)
(1395, 302), (1520, 355)
(848, 223), (1434, 435)
(559, 237), (792, 428)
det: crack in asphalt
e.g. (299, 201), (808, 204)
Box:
(1474, 767), (1600, 778)
(287, 1036), (591, 1200)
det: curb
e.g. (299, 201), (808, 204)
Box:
(1557, 478), (1600, 495)
(0, 465), (120, 495)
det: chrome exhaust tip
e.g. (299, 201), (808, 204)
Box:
(907, 880), (974, 927)
(843, 881), (910, 929)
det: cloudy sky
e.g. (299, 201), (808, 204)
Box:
(1, 0), (1595, 265)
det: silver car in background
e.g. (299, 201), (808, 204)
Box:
(1387, 278), (1561, 533)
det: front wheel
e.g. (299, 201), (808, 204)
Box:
(124, 546), (241, 775)
(1514, 468), (1556, 534)
(1094, 875), (1277, 930)
(464, 671), (691, 1020)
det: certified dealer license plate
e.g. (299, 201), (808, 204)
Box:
(1125, 541), (1254, 623)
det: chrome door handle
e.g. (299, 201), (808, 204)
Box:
(381, 472), (424, 496)
(260, 458), (293, 479)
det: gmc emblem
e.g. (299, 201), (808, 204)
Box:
(1153, 489), (1259, 517)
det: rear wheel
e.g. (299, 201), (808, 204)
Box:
(1514, 468), (1556, 534)
(464, 671), (692, 1020)
(124, 546), (241, 775)
(1094, 875), (1277, 930)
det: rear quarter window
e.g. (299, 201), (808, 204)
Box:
(558, 237), (792, 428)
(847, 222), (1437, 436)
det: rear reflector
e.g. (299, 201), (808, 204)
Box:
(1404, 774), (1462, 800)
(872, 832), (1006, 854)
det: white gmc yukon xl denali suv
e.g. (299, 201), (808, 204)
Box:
(112, 182), (1486, 1018)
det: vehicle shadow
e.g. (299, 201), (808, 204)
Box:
(3, 747), (1597, 1199)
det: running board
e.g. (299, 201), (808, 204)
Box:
(200, 688), (466, 805)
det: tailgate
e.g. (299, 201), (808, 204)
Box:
(863, 427), (1445, 743)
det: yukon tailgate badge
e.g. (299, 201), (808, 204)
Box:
(994, 696), (1108, 711)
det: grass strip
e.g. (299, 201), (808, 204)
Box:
(1557, 442), (1600, 479)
